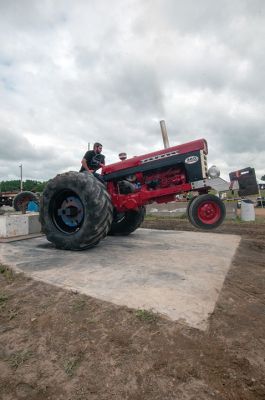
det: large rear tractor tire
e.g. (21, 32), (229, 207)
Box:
(108, 206), (146, 236)
(39, 172), (113, 250)
(187, 194), (226, 230)
(13, 191), (39, 211)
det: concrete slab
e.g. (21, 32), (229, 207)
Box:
(0, 214), (29, 237)
(0, 228), (240, 330)
(0, 233), (44, 243)
(0, 213), (41, 238)
(28, 214), (41, 234)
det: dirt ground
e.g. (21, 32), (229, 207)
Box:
(0, 217), (265, 400)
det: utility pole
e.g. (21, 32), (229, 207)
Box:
(159, 120), (170, 148)
(19, 164), (23, 192)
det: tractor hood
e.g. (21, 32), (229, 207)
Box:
(103, 138), (208, 176)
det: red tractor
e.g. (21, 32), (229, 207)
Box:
(40, 138), (230, 250)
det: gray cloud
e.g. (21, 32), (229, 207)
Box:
(0, 128), (38, 161)
(0, 0), (264, 182)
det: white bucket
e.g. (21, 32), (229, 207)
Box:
(241, 200), (255, 221)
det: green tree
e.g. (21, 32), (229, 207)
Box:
(0, 180), (20, 192)
(0, 180), (47, 193)
(261, 175), (265, 181)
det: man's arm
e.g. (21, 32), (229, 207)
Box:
(81, 150), (94, 172)
(81, 157), (93, 172)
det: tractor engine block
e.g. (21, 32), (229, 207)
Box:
(144, 167), (186, 189)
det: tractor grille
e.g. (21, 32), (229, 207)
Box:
(200, 150), (208, 179)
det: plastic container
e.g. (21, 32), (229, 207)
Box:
(241, 199), (255, 221)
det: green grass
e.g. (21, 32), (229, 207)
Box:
(0, 293), (8, 305)
(177, 212), (188, 219)
(144, 214), (187, 221)
(135, 309), (157, 323)
(7, 308), (19, 320)
(0, 264), (15, 282)
(208, 215), (265, 225)
(8, 350), (33, 369)
(71, 296), (86, 311)
(63, 356), (81, 377)
(145, 213), (265, 224)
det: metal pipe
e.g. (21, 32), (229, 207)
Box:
(19, 164), (23, 192)
(159, 120), (170, 148)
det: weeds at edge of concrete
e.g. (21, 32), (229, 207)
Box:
(0, 263), (15, 282)
(135, 309), (158, 323)
(71, 297), (86, 311)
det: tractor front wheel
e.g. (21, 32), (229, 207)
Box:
(108, 207), (146, 236)
(187, 194), (226, 230)
(186, 195), (197, 218)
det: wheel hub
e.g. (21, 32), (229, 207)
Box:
(51, 191), (84, 233)
(198, 201), (220, 224)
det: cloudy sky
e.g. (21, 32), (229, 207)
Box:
(0, 0), (264, 182)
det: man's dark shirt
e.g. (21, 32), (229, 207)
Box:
(80, 150), (105, 172)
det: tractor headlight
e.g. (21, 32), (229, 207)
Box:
(208, 165), (220, 179)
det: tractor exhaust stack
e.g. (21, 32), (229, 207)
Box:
(160, 120), (170, 149)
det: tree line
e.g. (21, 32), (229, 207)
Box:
(1, 175), (264, 193)
(0, 180), (47, 193)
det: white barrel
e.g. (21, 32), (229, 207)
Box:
(241, 200), (255, 221)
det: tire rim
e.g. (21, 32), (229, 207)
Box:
(197, 200), (221, 224)
(51, 190), (84, 234)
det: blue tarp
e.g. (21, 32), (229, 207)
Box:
(27, 201), (39, 212)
